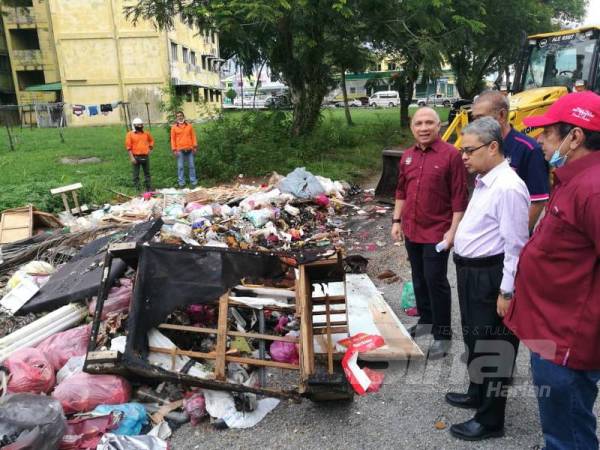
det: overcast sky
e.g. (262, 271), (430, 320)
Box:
(583, 1), (599, 25)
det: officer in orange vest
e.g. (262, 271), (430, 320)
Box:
(125, 117), (154, 192)
(170, 111), (198, 187)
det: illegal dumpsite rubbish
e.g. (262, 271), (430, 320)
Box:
(0, 167), (422, 447)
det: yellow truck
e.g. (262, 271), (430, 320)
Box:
(444, 26), (600, 146)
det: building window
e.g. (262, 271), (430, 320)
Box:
(203, 88), (208, 101)
(0, 56), (10, 72)
(349, 87), (356, 94)
(376, 64), (382, 71)
(192, 87), (199, 102)
(387, 62), (396, 71)
(190, 51), (196, 66)
(210, 89), (214, 102)
(16, 70), (44, 90)
(202, 56), (206, 71)
(211, 32), (216, 44)
(182, 47), (189, 64)
(170, 42), (178, 61)
(9, 29), (40, 50)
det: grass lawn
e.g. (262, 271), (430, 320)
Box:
(0, 106), (448, 212)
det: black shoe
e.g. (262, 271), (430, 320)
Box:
(427, 339), (451, 360)
(449, 418), (504, 441)
(445, 392), (479, 409)
(408, 324), (430, 338)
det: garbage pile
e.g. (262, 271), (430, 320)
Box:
(0, 167), (391, 449)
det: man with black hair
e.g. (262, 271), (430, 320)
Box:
(504, 91), (600, 449)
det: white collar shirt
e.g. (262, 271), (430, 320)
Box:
(454, 160), (530, 292)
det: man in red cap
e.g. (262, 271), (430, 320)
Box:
(504, 91), (600, 449)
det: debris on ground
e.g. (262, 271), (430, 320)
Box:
(0, 167), (422, 446)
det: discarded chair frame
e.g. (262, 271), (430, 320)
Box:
(85, 242), (353, 401)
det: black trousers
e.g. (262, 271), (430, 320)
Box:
(132, 156), (152, 191)
(405, 238), (452, 340)
(454, 253), (519, 429)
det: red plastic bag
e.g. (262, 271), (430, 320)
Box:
(340, 334), (385, 395)
(37, 325), (91, 371)
(183, 393), (207, 426)
(52, 372), (131, 415)
(4, 347), (55, 394)
(88, 279), (133, 320)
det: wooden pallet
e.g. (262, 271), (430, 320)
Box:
(0, 205), (32, 244)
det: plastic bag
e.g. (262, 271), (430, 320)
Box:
(401, 281), (416, 309)
(61, 412), (121, 450)
(277, 167), (326, 199)
(37, 325), (91, 372)
(269, 340), (299, 365)
(93, 403), (148, 435)
(183, 393), (207, 426)
(55, 355), (85, 384)
(96, 434), (168, 450)
(52, 372), (131, 415)
(0, 393), (67, 450)
(88, 279), (133, 320)
(3, 347), (55, 394)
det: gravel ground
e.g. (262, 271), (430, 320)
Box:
(170, 181), (600, 450)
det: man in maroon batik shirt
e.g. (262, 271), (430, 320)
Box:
(504, 91), (600, 450)
(392, 107), (468, 359)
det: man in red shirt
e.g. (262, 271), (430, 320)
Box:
(504, 91), (600, 449)
(392, 107), (468, 359)
(125, 117), (154, 192)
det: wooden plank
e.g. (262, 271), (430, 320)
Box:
(312, 309), (346, 316)
(297, 264), (314, 379)
(311, 296), (346, 305)
(214, 291), (230, 381)
(313, 320), (348, 327)
(314, 326), (348, 335)
(0, 206), (32, 244)
(50, 182), (83, 195)
(157, 323), (299, 343)
(325, 297), (333, 374)
(312, 275), (424, 360)
(149, 346), (300, 370)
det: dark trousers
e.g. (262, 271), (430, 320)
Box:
(405, 238), (452, 340)
(132, 156), (152, 191)
(454, 253), (519, 429)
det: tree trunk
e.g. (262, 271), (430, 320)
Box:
(253, 61), (266, 110)
(340, 69), (353, 126)
(290, 82), (328, 136)
(396, 76), (415, 128)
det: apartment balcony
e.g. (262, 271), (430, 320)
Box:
(11, 49), (43, 68)
(2, 7), (35, 26)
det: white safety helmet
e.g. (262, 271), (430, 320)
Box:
(132, 117), (144, 129)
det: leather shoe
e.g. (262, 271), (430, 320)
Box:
(427, 339), (451, 360)
(449, 418), (504, 441)
(445, 392), (479, 409)
(408, 323), (430, 338)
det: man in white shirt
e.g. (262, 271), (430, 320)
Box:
(446, 117), (530, 441)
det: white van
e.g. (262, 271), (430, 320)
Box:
(369, 90), (400, 107)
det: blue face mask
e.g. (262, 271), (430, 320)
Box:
(548, 132), (572, 168)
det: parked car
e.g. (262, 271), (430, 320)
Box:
(350, 96), (369, 107)
(265, 95), (292, 109)
(416, 94), (459, 107)
(369, 91), (400, 107)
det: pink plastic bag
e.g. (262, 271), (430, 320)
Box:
(37, 325), (91, 372)
(4, 347), (55, 394)
(89, 279), (133, 320)
(52, 372), (131, 415)
(269, 340), (299, 365)
(183, 393), (207, 426)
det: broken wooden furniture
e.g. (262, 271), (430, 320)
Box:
(50, 183), (88, 215)
(85, 243), (352, 401)
(0, 205), (33, 244)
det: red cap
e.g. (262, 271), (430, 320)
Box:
(523, 91), (600, 132)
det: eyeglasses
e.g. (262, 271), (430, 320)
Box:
(459, 142), (492, 156)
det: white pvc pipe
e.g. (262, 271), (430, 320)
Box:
(0, 304), (86, 347)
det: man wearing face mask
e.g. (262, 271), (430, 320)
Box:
(125, 117), (154, 192)
(171, 111), (198, 187)
(504, 91), (600, 450)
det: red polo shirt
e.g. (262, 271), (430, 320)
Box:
(505, 151), (600, 370)
(395, 138), (468, 243)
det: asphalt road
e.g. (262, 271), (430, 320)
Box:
(170, 191), (600, 450)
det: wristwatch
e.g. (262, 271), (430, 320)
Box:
(500, 290), (513, 300)
(392, 218), (401, 224)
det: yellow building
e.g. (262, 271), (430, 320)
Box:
(1, 0), (222, 126)
(0, 19), (16, 104)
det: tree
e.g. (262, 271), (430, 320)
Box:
(441, 0), (587, 99)
(126, 0), (368, 136)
